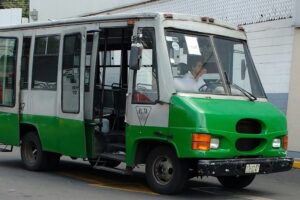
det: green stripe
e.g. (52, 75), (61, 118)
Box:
(20, 114), (87, 158)
(0, 111), (19, 145)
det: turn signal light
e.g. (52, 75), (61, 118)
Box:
(283, 135), (288, 150)
(192, 134), (211, 151)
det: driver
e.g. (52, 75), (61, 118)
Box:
(174, 55), (207, 92)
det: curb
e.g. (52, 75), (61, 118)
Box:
(293, 160), (300, 169)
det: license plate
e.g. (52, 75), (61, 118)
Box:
(245, 164), (260, 173)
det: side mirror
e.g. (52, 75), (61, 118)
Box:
(129, 43), (143, 71)
(241, 59), (246, 80)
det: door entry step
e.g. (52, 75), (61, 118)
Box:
(93, 165), (132, 175)
(99, 152), (125, 162)
(107, 143), (125, 152)
(0, 144), (13, 152)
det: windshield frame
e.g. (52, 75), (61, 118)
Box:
(164, 28), (267, 99)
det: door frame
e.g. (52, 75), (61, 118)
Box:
(0, 32), (22, 145)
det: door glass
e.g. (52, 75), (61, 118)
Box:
(62, 33), (81, 113)
(0, 38), (17, 107)
(132, 28), (158, 104)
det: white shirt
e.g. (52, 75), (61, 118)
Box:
(174, 72), (205, 93)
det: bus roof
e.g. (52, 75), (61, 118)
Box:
(0, 12), (239, 32)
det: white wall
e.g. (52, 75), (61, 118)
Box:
(0, 8), (22, 26)
(244, 19), (294, 95)
(29, 0), (150, 22)
(295, 0), (300, 26)
(287, 28), (300, 152)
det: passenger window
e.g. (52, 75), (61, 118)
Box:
(85, 34), (93, 92)
(21, 37), (31, 89)
(62, 33), (81, 113)
(99, 50), (122, 88)
(32, 35), (60, 90)
(0, 38), (17, 107)
(132, 28), (158, 104)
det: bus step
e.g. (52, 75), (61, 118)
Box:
(107, 143), (125, 152)
(0, 145), (13, 152)
(104, 133), (125, 144)
(99, 152), (125, 162)
(93, 165), (132, 175)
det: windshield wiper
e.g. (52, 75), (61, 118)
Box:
(224, 72), (257, 101)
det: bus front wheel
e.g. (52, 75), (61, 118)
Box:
(146, 146), (188, 194)
(217, 175), (256, 189)
(21, 132), (60, 171)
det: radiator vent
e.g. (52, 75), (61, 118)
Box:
(236, 119), (262, 134)
(236, 138), (262, 151)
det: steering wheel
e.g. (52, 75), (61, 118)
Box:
(198, 80), (222, 93)
(198, 84), (209, 92)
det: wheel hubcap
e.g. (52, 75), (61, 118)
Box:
(25, 141), (38, 162)
(153, 156), (173, 185)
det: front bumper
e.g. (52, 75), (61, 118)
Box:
(197, 157), (294, 176)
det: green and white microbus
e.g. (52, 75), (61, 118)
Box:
(0, 13), (293, 194)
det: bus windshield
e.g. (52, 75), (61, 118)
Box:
(165, 29), (266, 98)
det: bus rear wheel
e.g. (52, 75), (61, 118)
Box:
(21, 132), (60, 171)
(217, 175), (256, 189)
(146, 146), (188, 194)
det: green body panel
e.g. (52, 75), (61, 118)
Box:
(126, 125), (170, 166)
(0, 111), (19, 145)
(84, 122), (96, 158)
(126, 96), (287, 166)
(20, 114), (87, 158)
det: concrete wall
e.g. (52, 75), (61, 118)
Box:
(287, 28), (300, 152)
(29, 0), (151, 22)
(244, 18), (294, 114)
(0, 8), (22, 26)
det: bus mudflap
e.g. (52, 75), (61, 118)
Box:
(197, 157), (294, 176)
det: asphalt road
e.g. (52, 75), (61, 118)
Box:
(0, 148), (299, 200)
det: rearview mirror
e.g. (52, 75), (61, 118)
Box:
(129, 43), (143, 71)
(241, 59), (246, 80)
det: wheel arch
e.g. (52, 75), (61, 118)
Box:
(134, 139), (179, 165)
(20, 123), (40, 142)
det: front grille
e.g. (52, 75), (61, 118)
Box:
(236, 138), (262, 151)
(236, 119), (262, 134)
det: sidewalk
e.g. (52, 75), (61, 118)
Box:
(293, 159), (300, 169)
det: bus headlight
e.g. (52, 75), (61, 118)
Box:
(272, 138), (281, 148)
(210, 138), (220, 149)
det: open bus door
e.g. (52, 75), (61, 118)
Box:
(0, 33), (22, 148)
(57, 28), (87, 157)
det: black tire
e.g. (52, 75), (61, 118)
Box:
(217, 175), (256, 189)
(21, 132), (60, 171)
(47, 152), (61, 170)
(146, 146), (188, 194)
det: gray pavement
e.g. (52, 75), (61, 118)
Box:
(0, 148), (299, 200)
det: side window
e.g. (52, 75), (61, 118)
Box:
(132, 28), (158, 104)
(99, 49), (122, 87)
(62, 33), (81, 113)
(0, 38), (17, 106)
(21, 37), (31, 89)
(32, 35), (60, 90)
(85, 34), (93, 92)
(232, 43), (251, 92)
